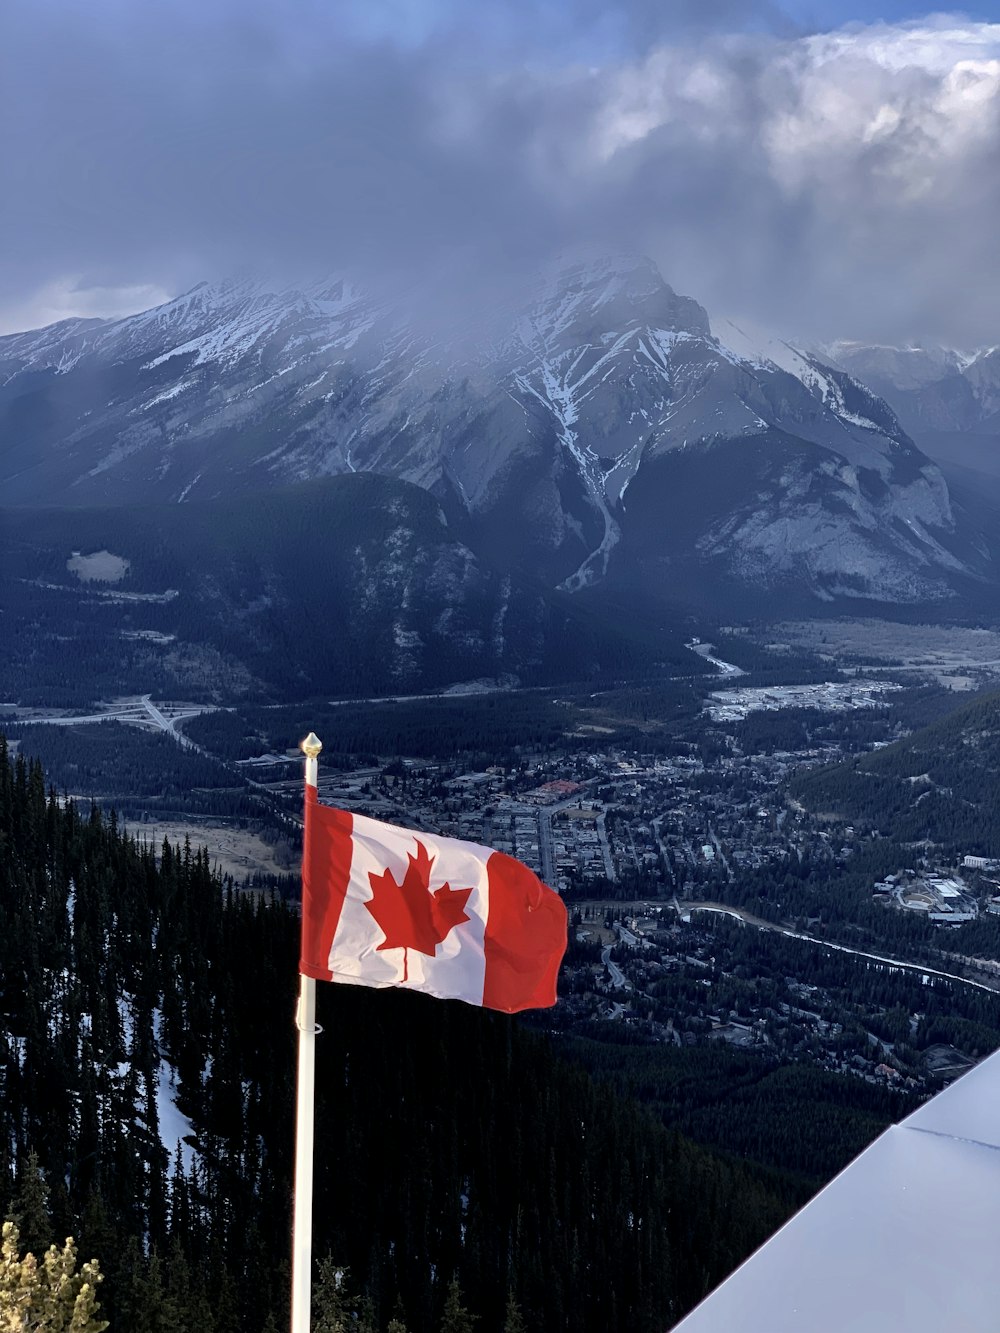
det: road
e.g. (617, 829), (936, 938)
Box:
(538, 787), (615, 887)
(601, 944), (631, 991)
(686, 640), (746, 679)
(324, 684), (518, 708)
(596, 812), (616, 881)
(707, 826), (733, 881)
(651, 817), (675, 887)
(13, 694), (215, 737)
(142, 696), (173, 731)
(508, 782), (602, 887)
(678, 900), (1000, 994)
(323, 640), (745, 716)
(538, 808), (555, 885)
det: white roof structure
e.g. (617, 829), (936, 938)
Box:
(673, 1047), (1000, 1332)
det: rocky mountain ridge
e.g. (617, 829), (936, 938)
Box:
(822, 340), (1000, 485)
(824, 341), (1000, 434)
(0, 257), (993, 607)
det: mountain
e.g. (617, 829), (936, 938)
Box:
(824, 341), (1000, 481)
(0, 474), (690, 707)
(0, 258), (993, 607)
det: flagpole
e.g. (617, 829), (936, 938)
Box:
(292, 732), (323, 1333)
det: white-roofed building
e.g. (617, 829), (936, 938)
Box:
(672, 1047), (1000, 1332)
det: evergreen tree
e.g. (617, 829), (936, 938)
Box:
(503, 1290), (527, 1333)
(0, 1221), (108, 1332)
(440, 1277), (477, 1333)
(386, 1294), (409, 1333)
(6, 1151), (52, 1260)
(313, 1257), (350, 1333)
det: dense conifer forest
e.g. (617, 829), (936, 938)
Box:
(1, 739), (804, 1331)
(7, 723), (236, 798)
(791, 688), (1000, 855)
(0, 478), (698, 710)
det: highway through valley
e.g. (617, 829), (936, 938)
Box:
(677, 899), (1000, 995)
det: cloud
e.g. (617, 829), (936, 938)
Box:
(1, 3), (999, 342)
(584, 21), (1000, 341)
(0, 280), (173, 337)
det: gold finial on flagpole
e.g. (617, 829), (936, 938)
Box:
(301, 732), (322, 758)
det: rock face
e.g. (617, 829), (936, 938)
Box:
(824, 341), (1000, 484)
(825, 343), (1000, 435)
(0, 257), (991, 606)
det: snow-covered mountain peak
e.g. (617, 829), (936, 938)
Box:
(540, 252), (664, 305)
(822, 340), (1000, 387)
(711, 316), (906, 440)
(822, 341), (968, 388)
(0, 257), (988, 607)
(523, 253), (711, 350)
(711, 315), (803, 372)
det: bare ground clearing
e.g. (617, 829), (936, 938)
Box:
(772, 619), (1000, 688)
(124, 819), (294, 881)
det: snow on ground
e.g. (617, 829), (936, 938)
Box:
(118, 994), (135, 1049)
(66, 550), (130, 582)
(707, 679), (900, 721)
(142, 380), (193, 410)
(155, 1060), (198, 1169)
(712, 316), (885, 431)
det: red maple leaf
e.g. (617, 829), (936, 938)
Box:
(366, 840), (473, 981)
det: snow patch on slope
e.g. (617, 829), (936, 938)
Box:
(156, 1060), (198, 1168)
(714, 316), (885, 431)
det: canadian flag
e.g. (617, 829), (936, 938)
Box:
(300, 785), (568, 1013)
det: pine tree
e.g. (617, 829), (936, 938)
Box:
(6, 1151), (52, 1260)
(386, 1294), (409, 1333)
(0, 1221), (108, 1331)
(440, 1277), (477, 1333)
(355, 1293), (378, 1333)
(312, 1257), (350, 1333)
(503, 1290), (528, 1333)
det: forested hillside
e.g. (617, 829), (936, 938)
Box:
(0, 476), (694, 708)
(792, 688), (1000, 855)
(1, 740), (797, 1331)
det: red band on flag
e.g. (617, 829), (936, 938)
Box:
(483, 851), (567, 1013)
(300, 795), (567, 1011)
(300, 785), (353, 980)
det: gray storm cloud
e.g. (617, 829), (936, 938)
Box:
(1, 2), (999, 342)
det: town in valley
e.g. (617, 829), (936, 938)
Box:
(9, 620), (1000, 1104)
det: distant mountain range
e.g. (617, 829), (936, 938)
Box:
(1, 256), (997, 630)
(824, 341), (1000, 483)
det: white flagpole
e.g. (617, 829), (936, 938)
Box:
(292, 732), (323, 1333)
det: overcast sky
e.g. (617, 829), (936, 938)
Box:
(2, 0), (999, 343)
